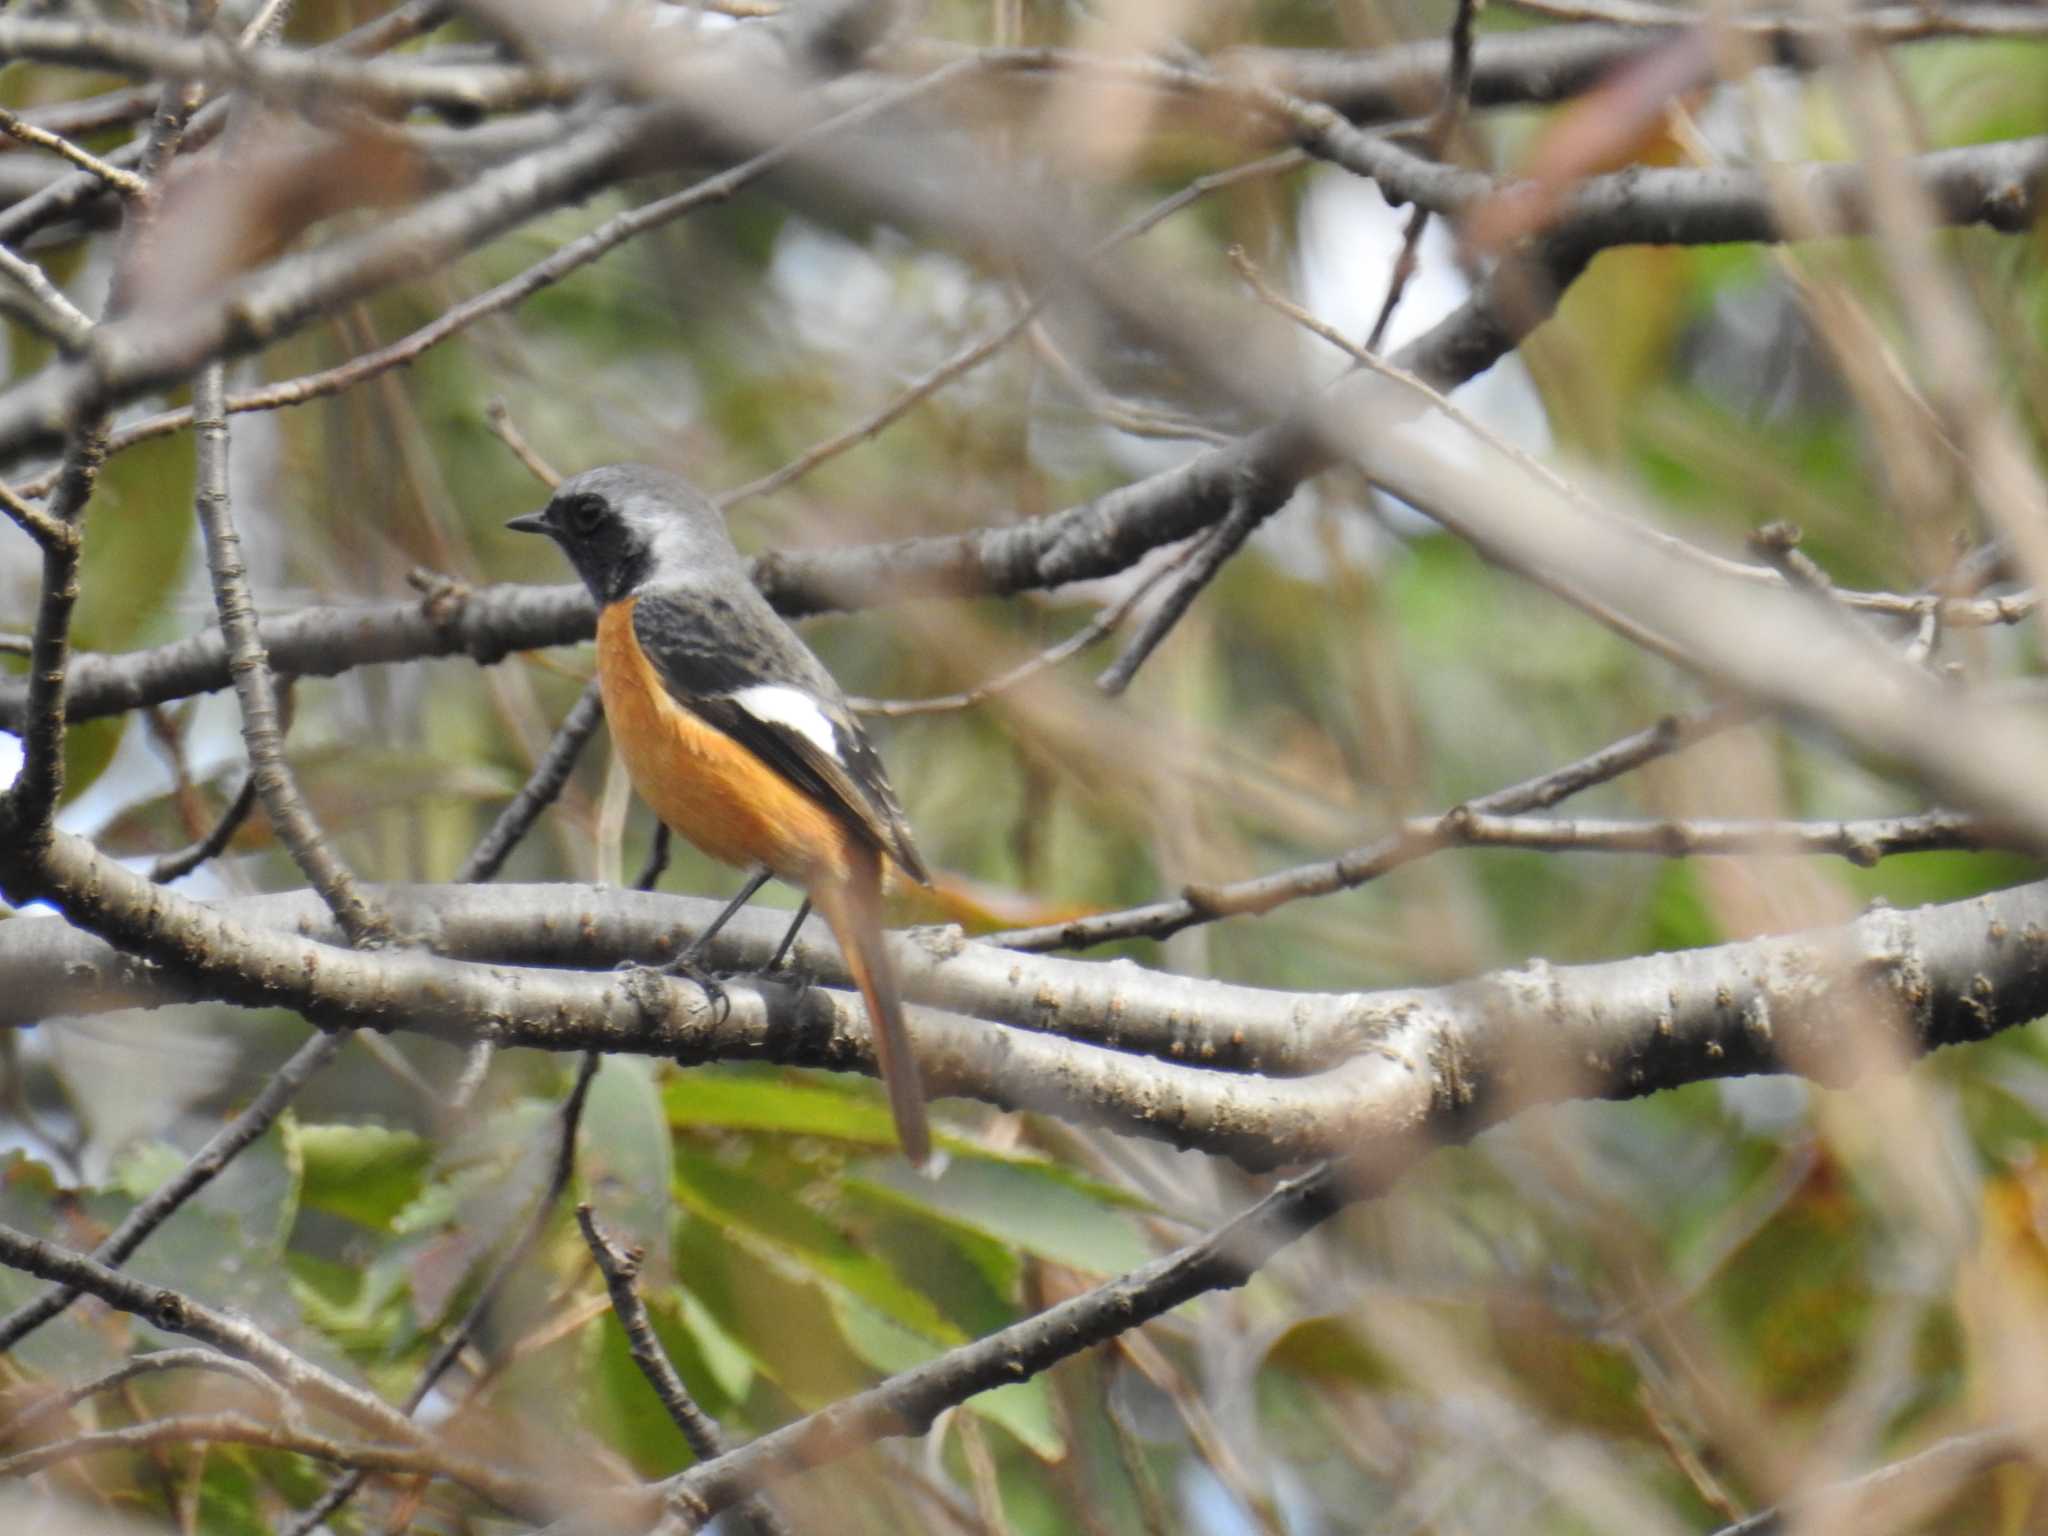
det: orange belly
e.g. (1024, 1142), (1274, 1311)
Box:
(596, 599), (851, 885)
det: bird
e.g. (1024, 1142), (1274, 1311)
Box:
(508, 463), (934, 1165)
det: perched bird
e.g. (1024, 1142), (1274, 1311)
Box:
(509, 464), (933, 1164)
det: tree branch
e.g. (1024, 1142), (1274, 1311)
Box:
(655, 1164), (1348, 1529)
(192, 361), (388, 944)
(0, 16), (574, 118)
(0, 1409), (572, 1516)
(281, 1050), (602, 1534)
(460, 679), (605, 883)
(2, 843), (2046, 1170)
(0, 1031), (346, 1352)
(994, 703), (1744, 949)
(577, 1206), (794, 1536)
(1224, 4), (2048, 125)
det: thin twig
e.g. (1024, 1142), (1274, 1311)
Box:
(719, 150), (1307, 510)
(0, 1220), (435, 1446)
(0, 1031), (347, 1351)
(635, 822), (674, 891)
(1096, 482), (1275, 695)
(0, 103), (146, 197)
(992, 703), (1744, 949)
(1705, 1426), (2031, 1536)
(654, 1163), (1349, 1529)
(0, 473), (70, 546)
(280, 1049), (603, 1535)
(0, 2), (451, 253)
(6, 428), (107, 834)
(1361, 0), (1481, 354)
(484, 397), (562, 488)
(460, 680), (605, 882)
(1025, 320), (1236, 445)
(849, 553), (1195, 716)
(453, 677), (607, 1103)
(150, 773), (260, 881)
(1104, 1374), (1175, 1536)
(0, 241), (93, 348)
(191, 362), (389, 946)
(0, 1409), (564, 1513)
(576, 1207), (794, 1536)
(3, 1349), (289, 1440)
(9, 56), (999, 502)
(1229, 243), (1697, 668)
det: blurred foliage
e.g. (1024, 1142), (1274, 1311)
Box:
(1, 3), (2047, 1534)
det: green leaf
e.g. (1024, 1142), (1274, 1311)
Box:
(286, 1247), (416, 1357)
(0, 1151), (122, 1377)
(859, 1156), (1154, 1277)
(677, 1286), (755, 1405)
(972, 1378), (1064, 1462)
(664, 1070), (908, 1146)
(110, 1117), (299, 1257)
(291, 1120), (431, 1232)
(1263, 1314), (1402, 1389)
(671, 1150), (961, 1344)
(825, 1292), (1065, 1460)
(836, 1178), (1021, 1333)
(672, 1209), (879, 1407)
(60, 428), (195, 806)
(584, 1054), (674, 1279)
(110, 1139), (188, 1200)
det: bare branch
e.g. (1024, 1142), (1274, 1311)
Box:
(1218, 8), (2048, 125)
(0, 1031), (347, 1352)
(996, 704), (1743, 950)
(1707, 1426), (2033, 1536)
(0, 16), (575, 118)
(3, 841), (2048, 1168)
(1, 1349), (285, 1440)
(577, 1206), (794, 1536)
(192, 362), (388, 944)
(281, 1051), (602, 1534)
(0, 104), (146, 198)
(149, 773), (259, 882)
(0, 1409), (575, 1515)
(460, 679), (605, 883)
(0, 1221), (438, 1447)
(484, 397), (562, 488)
(0, 241), (92, 349)
(657, 1164), (1347, 1528)
(1360, 0), (1479, 353)
(850, 552), (1194, 717)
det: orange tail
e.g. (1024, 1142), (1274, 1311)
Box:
(814, 849), (931, 1167)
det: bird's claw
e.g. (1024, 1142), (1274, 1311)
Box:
(613, 956), (730, 1025)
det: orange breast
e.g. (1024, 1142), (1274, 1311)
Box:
(596, 599), (852, 885)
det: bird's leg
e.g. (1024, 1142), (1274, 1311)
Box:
(621, 866), (775, 1024)
(766, 899), (812, 973)
(670, 866), (775, 973)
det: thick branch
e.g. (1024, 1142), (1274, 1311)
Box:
(2, 119), (2034, 734)
(1, 852), (2046, 1168)
(1226, 5), (2048, 124)
(0, 16), (573, 117)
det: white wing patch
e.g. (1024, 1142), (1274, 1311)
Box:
(731, 684), (842, 761)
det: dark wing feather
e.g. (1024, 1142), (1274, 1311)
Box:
(632, 591), (931, 885)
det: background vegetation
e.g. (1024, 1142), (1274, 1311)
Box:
(1, 0), (2047, 1532)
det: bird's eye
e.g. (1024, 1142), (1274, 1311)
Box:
(562, 495), (606, 536)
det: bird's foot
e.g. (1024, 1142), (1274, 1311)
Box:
(613, 954), (730, 1025)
